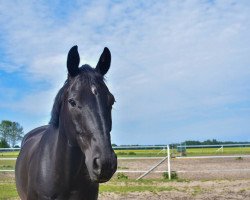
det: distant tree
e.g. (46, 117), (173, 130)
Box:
(203, 139), (219, 145)
(185, 140), (201, 145)
(0, 138), (10, 148)
(182, 139), (250, 146)
(0, 120), (12, 141)
(0, 120), (24, 147)
(9, 122), (24, 147)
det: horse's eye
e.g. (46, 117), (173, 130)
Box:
(68, 98), (76, 107)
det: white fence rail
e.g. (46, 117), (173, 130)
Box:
(0, 145), (172, 180)
(1, 144), (250, 180)
(0, 148), (20, 151)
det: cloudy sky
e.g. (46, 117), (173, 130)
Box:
(0, 0), (250, 145)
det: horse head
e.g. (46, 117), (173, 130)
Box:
(60, 46), (117, 183)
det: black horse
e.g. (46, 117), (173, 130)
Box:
(15, 46), (117, 200)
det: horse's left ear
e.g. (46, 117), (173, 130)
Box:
(67, 45), (80, 77)
(96, 47), (111, 76)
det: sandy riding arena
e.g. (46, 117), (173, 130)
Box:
(99, 156), (250, 199)
(100, 179), (250, 200)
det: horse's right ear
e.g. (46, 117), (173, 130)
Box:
(67, 45), (80, 77)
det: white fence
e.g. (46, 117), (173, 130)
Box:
(1, 144), (250, 180)
(0, 146), (172, 180)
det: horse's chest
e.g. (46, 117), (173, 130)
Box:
(44, 190), (98, 200)
(37, 180), (99, 200)
(52, 191), (81, 200)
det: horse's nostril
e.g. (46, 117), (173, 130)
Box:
(93, 158), (101, 174)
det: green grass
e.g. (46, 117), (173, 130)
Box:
(100, 183), (176, 193)
(0, 182), (18, 199)
(100, 179), (179, 193)
(0, 174), (18, 200)
(0, 180), (175, 199)
(184, 147), (250, 156)
(100, 178), (192, 194)
(191, 185), (202, 196)
(0, 176), (181, 198)
(115, 149), (168, 157)
(0, 160), (16, 170)
(114, 147), (250, 157)
(0, 151), (19, 158)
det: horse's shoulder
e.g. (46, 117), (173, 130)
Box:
(21, 125), (49, 147)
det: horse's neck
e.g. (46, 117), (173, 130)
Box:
(43, 126), (84, 181)
(37, 126), (98, 197)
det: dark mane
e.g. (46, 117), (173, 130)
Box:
(49, 65), (104, 127)
(49, 81), (68, 127)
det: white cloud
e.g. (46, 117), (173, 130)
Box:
(0, 62), (21, 73)
(0, 0), (250, 144)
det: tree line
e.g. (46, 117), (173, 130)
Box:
(183, 139), (250, 146)
(0, 120), (24, 148)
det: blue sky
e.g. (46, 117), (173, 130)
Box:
(0, 0), (250, 145)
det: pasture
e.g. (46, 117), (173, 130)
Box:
(116, 146), (250, 157)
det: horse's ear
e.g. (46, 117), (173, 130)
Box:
(96, 47), (111, 76)
(67, 45), (80, 77)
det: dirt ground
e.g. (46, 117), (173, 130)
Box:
(117, 157), (250, 179)
(98, 157), (250, 199)
(99, 179), (250, 200)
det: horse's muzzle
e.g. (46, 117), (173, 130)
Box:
(90, 152), (117, 183)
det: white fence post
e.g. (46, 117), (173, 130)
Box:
(167, 145), (171, 180)
(136, 156), (168, 180)
(136, 145), (172, 180)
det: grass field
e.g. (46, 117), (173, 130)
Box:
(115, 149), (169, 157)
(0, 151), (19, 158)
(0, 160), (16, 170)
(115, 146), (250, 157)
(184, 147), (250, 156)
(0, 173), (18, 199)
(0, 173), (179, 199)
(1, 173), (250, 200)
